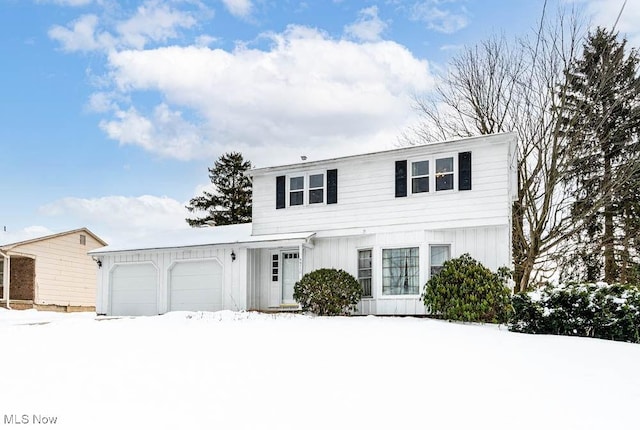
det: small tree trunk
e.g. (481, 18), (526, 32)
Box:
(603, 154), (617, 282)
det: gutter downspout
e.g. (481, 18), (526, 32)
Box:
(0, 250), (10, 310)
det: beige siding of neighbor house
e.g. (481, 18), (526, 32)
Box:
(10, 232), (104, 307)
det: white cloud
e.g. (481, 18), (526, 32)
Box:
(0, 226), (55, 246)
(99, 25), (433, 165)
(344, 6), (388, 42)
(86, 91), (118, 113)
(195, 34), (219, 47)
(99, 104), (210, 160)
(116, 1), (197, 49)
(39, 195), (190, 243)
(221, 0), (253, 18)
(48, 14), (115, 52)
(37, 0), (93, 6)
(48, 1), (199, 52)
(581, 0), (640, 47)
(411, 0), (469, 34)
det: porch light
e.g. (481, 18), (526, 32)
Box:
(231, 251), (236, 262)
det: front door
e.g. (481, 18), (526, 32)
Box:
(281, 251), (299, 304)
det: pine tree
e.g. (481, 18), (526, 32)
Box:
(560, 28), (640, 283)
(186, 152), (252, 227)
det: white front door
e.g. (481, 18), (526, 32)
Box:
(281, 251), (299, 304)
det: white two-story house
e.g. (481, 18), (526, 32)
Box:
(90, 132), (517, 316)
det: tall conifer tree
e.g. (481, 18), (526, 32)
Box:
(560, 28), (640, 282)
(186, 152), (253, 227)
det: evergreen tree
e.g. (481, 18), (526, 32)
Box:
(186, 152), (252, 227)
(560, 28), (640, 283)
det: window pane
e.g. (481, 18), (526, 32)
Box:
(360, 278), (372, 297)
(430, 245), (450, 276)
(290, 176), (304, 190)
(309, 189), (323, 204)
(358, 249), (373, 298)
(412, 177), (429, 193)
(436, 174), (453, 191)
(382, 247), (419, 295)
(431, 246), (450, 266)
(309, 174), (324, 189)
(436, 157), (453, 174)
(290, 190), (303, 205)
(412, 160), (429, 176)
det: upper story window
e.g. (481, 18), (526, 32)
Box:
(276, 170), (338, 209)
(309, 173), (324, 204)
(80, 234), (86, 245)
(435, 157), (454, 191)
(289, 176), (304, 206)
(411, 161), (429, 194)
(398, 153), (470, 198)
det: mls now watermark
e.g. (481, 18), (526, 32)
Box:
(4, 414), (58, 425)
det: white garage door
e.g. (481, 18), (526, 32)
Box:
(169, 260), (223, 312)
(111, 264), (158, 316)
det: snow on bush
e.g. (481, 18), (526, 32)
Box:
(509, 282), (640, 343)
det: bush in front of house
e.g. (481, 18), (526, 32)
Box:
(509, 283), (640, 343)
(293, 268), (362, 316)
(422, 253), (512, 323)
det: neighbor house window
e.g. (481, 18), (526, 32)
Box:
(382, 247), (419, 295)
(309, 173), (324, 204)
(435, 157), (454, 191)
(411, 161), (429, 193)
(430, 245), (450, 276)
(0, 260), (3, 287)
(80, 234), (86, 245)
(358, 249), (372, 297)
(290, 176), (304, 206)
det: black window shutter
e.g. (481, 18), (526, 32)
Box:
(276, 175), (286, 209)
(459, 151), (472, 191)
(327, 169), (338, 204)
(395, 160), (407, 197)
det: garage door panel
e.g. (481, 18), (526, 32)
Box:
(170, 260), (223, 312)
(111, 264), (157, 316)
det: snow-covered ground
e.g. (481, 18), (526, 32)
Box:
(1, 309), (639, 430)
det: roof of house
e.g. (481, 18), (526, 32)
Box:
(88, 223), (315, 254)
(0, 227), (107, 250)
(247, 131), (516, 175)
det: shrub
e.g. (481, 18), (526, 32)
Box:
(293, 268), (362, 316)
(422, 253), (512, 323)
(509, 283), (640, 343)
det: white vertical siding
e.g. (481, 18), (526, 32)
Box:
(251, 225), (510, 315)
(95, 245), (247, 316)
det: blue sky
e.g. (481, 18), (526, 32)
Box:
(0, 0), (637, 245)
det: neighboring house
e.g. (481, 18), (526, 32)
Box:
(90, 132), (518, 316)
(0, 228), (107, 311)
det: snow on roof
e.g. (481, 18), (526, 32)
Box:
(89, 223), (315, 254)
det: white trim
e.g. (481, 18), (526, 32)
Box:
(380, 245), (421, 297)
(428, 244), (451, 279)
